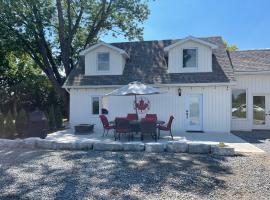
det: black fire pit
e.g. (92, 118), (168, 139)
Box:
(75, 124), (94, 134)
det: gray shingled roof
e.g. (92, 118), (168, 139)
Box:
(230, 49), (270, 72)
(64, 36), (235, 87)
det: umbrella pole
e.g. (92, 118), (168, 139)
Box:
(134, 94), (138, 115)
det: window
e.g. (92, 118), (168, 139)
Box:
(232, 89), (247, 119)
(92, 97), (100, 115)
(91, 96), (109, 115)
(97, 52), (110, 71)
(183, 48), (197, 68)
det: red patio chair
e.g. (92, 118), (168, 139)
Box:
(145, 114), (157, 121)
(99, 115), (115, 136)
(158, 116), (174, 140)
(140, 118), (157, 142)
(115, 117), (132, 141)
(126, 113), (138, 121)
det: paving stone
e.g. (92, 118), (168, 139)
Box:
(36, 139), (57, 149)
(0, 139), (23, 148)
(54, 141), (77, 150)
(93, 142), (123, 151)
(75, 140), (94, 150)
(145, 143), (165, 153)
(166, 141), (188, 153)
(211, 145), (235, 156)
(123, 142), (145, 151)
(188, 143), (211, 154)
(21, 137), (40, 148)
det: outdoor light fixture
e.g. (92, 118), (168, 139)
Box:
(178, 88), (181, 96)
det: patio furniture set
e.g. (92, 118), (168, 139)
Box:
(100, 113), (174, 142)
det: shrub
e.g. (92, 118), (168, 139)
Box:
(16, 109), (28, 137)
(54, 106), (63, 129)
(0, 113), (4, 137)
(48, 106), (56, 130)
(5, 111), (15, 138)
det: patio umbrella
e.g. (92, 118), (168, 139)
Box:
(105, 81), (163, 115)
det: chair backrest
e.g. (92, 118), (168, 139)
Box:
(115, 117), (130, 132)
(145, 114), (157, 121)
(166, 116), (174, 129)
(99, 115), (109, 128)
(141, 118), (156, 134)
(126, 113), (138, 121)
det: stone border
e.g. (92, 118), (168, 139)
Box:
(0, 138), (235, 156)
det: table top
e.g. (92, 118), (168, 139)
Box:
(110, 119), (165, 125)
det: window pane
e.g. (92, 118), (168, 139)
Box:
(183, 49), (197, 68)
(253, 96), (265, 125)
(92, 97), (99, 115)
(232, 89), (247, 119)
(97, 53), (109, 71)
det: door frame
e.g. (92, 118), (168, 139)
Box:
(252, 93), (270, 130)
(184, 93), (203, 131)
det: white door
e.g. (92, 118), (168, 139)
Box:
(252, 95), (270, 130)
(184, 94), (203, 131)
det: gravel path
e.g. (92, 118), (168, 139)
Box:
(233, 131), (270, 153)
(0, 148), (269, 200)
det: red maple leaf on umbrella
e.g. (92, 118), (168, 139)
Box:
(135, 98), (149, 112)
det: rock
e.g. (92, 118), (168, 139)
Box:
(21, 137), (40, 148)
(166, 141), (188, 153)
(75, 140), (94, 150)
(123, 142), (145, 151)
(0, 139), (22, 148)
(145, 143), (165, 153)
(211, 145), (235, 156)
(36, 139), (56, 149)
(93, 142), (123, 151)
(188, 143), (211, 154)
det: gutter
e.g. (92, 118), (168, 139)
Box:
(62, 81), (236, 89)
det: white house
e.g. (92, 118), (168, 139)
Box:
(63, 36), (270, 133)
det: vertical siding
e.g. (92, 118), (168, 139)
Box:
(70, 86), (231, 133)
(168, 41), (212, 73)
(231, 74), (270, 131)
(84, 45), (124, 75)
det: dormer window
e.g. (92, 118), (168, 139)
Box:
(97, 52), (110, 71)
(183, 48), (197, 68)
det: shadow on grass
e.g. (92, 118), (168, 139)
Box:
(0, 147), (236, 199)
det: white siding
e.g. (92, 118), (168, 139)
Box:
(231, 74), (270, 131)
(168, 41), (212, 73)
(84, 45), (125, 75)
(70, 86), (231, 133)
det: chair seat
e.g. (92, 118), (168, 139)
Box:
(105, 125), (115, 129)
(158, 125), (169, 131)
(116, 128), (131, 133)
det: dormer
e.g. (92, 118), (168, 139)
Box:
(164, 36), (218, 73)
(79, 42), (129, 75)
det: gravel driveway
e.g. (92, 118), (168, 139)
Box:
(233, 131), (270, 153)
(0, 147), (269, 200)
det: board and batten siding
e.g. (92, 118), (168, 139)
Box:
(231, 74), (270, 131)
(168, 41), (212, 73)
(70, 85), (231, 133)
(84, 45), (125, 75)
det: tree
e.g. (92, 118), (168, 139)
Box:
(223, 40), (238, 52)
(48, 105), (56, 130)
(5, 111), (15, 138)
(0, 0), (150, 108)
(55, 106), (63, 128)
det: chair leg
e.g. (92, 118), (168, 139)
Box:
(158, 129), (160, 139)
(170, 130), (174, 140)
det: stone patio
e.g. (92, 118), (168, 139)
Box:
(45, 128), (264, 153)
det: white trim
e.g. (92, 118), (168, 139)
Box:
(182, 47), (198, 68)
(164, 36), (218, 52)
(96, 52), (110, 72)
(63, 82), (235, 89)
(235, 70), (270, 75)
(79, 42), (129, 58)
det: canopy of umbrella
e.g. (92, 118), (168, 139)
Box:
(106, 81), (163, 114)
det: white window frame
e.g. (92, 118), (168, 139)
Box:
(182, 48), (198, 68)
(231, 88), (248, 120)
(96, 52), (110, 72)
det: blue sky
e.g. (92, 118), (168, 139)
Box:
(103, 0), (270, 50)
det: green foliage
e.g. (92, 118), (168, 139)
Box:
(0, 113), (4, 136)
(48, 106), (56, 130)
(5, 111), (15, 138)
(16, 109), (28, 136)
(55, 106), (63, 129)
(223, 40), (238, 52)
